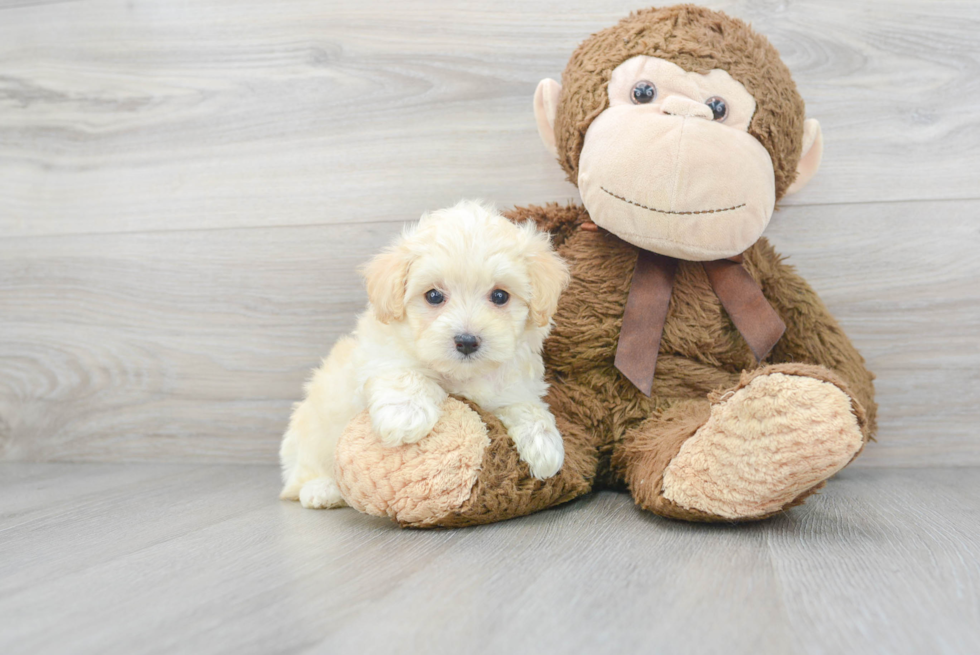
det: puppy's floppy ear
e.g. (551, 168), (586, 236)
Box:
(524, 228), (570, 328)
(361, 243), (412, 324)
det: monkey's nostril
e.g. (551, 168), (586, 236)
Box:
(661, 95), (714, 120)
(454, 333), (481, 356)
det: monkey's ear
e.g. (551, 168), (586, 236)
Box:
(786, 118), (823, 195)
(533, 78), (562, 157)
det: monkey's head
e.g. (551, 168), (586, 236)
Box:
(534, 5), (823, 261)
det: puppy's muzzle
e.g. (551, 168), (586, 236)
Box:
(454, 333), (481, 356)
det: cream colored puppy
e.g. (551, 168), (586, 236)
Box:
(279, 201), (570, 509)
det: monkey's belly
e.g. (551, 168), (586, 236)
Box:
(542, 228), (754, 453)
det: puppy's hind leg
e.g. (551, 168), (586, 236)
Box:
(279, 337), (357, 509)
(298, 477), (345, 510)
(279, 400), (346, 508)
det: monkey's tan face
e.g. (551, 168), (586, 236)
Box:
(576, 56), (776, 261)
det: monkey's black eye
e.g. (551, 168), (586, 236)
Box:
(425, 289), (445, 305)
(705, 96), (728, 121)
(489, 289), (510, 306)
(631, 80), (657, 105)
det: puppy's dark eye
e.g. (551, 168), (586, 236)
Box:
(705, 96), (728, 121)
(631, 80), (657, 105)
(489, 289), (509, 306)
(425, 289), (445, 305)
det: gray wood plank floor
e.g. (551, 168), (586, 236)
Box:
(0, 464), (977, 655)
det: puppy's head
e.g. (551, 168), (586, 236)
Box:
(361, 200), (569, 378)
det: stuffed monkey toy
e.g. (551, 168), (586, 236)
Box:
(332, 4), (877, 527)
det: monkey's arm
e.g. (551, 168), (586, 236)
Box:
(747, 239), (877, 437)
(503, 203), (590, 248)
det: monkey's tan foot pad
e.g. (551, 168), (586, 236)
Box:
(335, 397), (592, 528)
(661, 364), (867, 521)
(334, 397), (489, 527)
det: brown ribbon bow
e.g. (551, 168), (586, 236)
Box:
(614, 249), (786, 396)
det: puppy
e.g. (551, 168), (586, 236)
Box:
(279, 200), (570, 509)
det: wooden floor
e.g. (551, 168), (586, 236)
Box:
(1, 464), (978, 655)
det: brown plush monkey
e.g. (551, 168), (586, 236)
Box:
(333, 5), (877, 527)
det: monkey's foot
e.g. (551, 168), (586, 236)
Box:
(660, 364), (867, 521)
(334, 397), (591, 528)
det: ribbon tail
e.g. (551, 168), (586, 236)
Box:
(614, 251), (677, 396)
(702, 259), (786, 362)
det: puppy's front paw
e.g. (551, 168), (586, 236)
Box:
(509, 421), (565, 479)
(371, 397), (442, 447)
(299, 478), (346, 509)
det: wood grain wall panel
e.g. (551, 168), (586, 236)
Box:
(0, 221), (399, 462)
(765, 199), (980, 467)
(1, 198), (977, 465)
(1, 0), (978, 238)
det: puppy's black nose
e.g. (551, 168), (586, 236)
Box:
(454, 333), (481, 356)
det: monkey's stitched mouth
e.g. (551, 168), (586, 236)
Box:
(601, 187), (746, 216)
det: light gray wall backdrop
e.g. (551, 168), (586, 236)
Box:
(1, 0), (978, 466)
